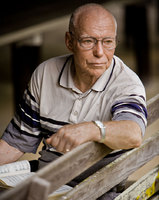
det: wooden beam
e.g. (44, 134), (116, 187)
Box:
(26, 176), (50, 200)
(0, 142), (112, 200)
(147, 93), (159, 126)
(115, 165), (159, 200)
(37, 142), (112, 194)
(58, 131), (159, 200)
(0, 17), (68, 46)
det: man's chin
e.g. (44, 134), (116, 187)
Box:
(88, 68), (106, 78)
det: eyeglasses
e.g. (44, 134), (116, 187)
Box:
(70, 32), (117, 50)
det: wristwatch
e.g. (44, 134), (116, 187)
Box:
(93, 120), (106, 143)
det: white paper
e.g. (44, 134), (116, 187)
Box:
(0, 172), (34, 187)
(0, 160), (30, 178)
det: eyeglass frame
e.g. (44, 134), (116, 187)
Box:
(69, 32), (118, 50)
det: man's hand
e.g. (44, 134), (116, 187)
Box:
(46, 122), (100, 153)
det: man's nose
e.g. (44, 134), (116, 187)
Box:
(93, 41), (104, 57)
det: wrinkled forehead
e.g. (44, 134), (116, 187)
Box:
(75, 9), (116, 37)
(75, 8), (116, 33)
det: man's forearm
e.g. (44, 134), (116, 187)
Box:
(46, 120), (142, 153)
(101, 120), (142, 150)
(0, 139), (24, 165)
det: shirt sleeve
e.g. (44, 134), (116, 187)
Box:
(110, 58), (148, 137)
(111, 96), (147, 136)
(2, 67), (43, 153)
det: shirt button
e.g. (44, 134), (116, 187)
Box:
(74, 111), (78, 116)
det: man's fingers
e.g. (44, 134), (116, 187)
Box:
(45, 123), (88, 153)
(46, 133), (60, 147)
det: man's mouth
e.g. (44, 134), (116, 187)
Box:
(89, 63), (106, 67)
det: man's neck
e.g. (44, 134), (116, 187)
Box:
(71, 67), (98, 93)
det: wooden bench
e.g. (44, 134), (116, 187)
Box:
(0, 93), (159, 200)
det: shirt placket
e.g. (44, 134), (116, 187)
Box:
(69, 90), (92, 123)
(69, 98), (82, 123)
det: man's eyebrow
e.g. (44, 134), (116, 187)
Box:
(79, 36), (115, 39)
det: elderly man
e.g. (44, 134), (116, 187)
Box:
(0, 3), (147, 199)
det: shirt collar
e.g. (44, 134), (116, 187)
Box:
(59, 55), (78, 91)
(59, 55), (115, 93)
(91, 59), (115, 92)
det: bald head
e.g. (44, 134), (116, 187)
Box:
(69, 3), (117, 35)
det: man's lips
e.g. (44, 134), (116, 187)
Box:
(89, 63), (106, 67)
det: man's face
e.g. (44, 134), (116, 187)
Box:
(68, 11), (116, 79)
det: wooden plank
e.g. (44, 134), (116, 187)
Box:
(26, 176), (50, 200)
(0, 17), (67, 46)
(0, 142), (112, 200)
(115, 165), (159, 200)
(37, 142), (112, 193)
(59, 131), (159, 200)
(147, 94), (159, 126)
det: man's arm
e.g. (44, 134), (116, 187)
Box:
(0, 139), (24, 165)
(46, 120), (142, 153)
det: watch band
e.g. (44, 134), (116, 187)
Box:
(93, 120), (106, 143)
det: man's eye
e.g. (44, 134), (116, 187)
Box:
(103, 39), (113, 44)
(82, 39), (93, 44)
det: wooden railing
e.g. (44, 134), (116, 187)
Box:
(0, 94), (159, 200)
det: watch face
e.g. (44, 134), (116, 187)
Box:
(96, 121), (104, 128)
(93, 121), (106, 143)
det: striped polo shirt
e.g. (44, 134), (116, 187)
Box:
(2, 54), (147, 153)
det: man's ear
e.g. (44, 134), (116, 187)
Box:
(65, 32), (74, 52)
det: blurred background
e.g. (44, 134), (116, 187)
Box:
(0, 0), (159, 183)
